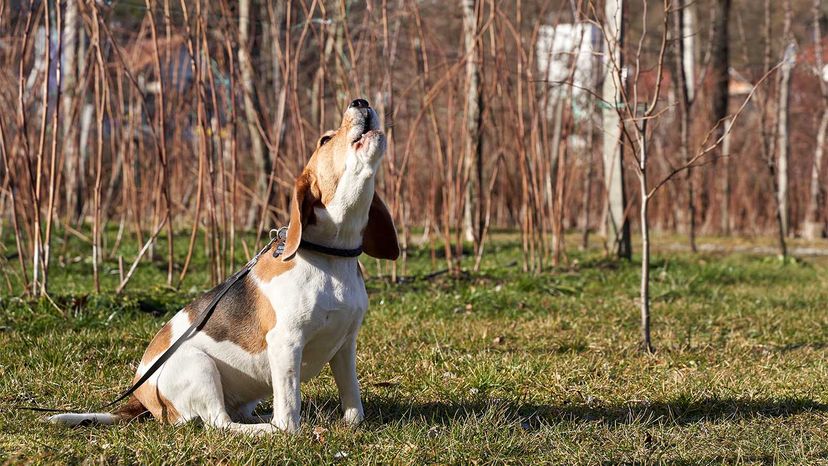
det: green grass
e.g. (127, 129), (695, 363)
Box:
(2, 231), (828, 464)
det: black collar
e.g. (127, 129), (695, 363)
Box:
(299, 239), (363, 257)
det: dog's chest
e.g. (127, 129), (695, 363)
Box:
(259, 255), (368, 378)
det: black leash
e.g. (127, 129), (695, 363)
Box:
(17, 229), (288, 414)
(19, 228), (364, 414)
(104, 229), (294, 410)
(17, 258), (262, 414)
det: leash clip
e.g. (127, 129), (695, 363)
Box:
(270, 226), (288, 258)
(270, 227), (288, 242)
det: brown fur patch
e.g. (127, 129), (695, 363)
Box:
(283, 172), (322, 260)
(307, 113), (360, 206)
(252, 291), (277, 351)
(252, 252), (295, 285)
(140, 321), (172, 365)
(133, 380), (181, 424)
(113, 395), (150, 422)
(309, 149), (345, 206)
(184, 275), (276, 353)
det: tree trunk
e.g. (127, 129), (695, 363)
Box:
(239, 0), (271, 229)
(601, 0), (631, 259)
(674, 0), (697, 251)
(804, 110), (828, 239)
(710, 0), (730, 127)
(76, 20), (89, 222)
(759, 0), (787, 257)
(804, 0), (827, 240)
(62, 0), (81, 222)
(721, 117), (732, 235)
(777, 0), (794, 240)
(638, 123), (652, 353)
(28, 25), (47, 295)
(267, 2), (284, 107)
(461, 0), (483, 249)
(709, 0), (730, 234)
(581, 99), (595, 250)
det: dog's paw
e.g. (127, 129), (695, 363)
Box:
(343, 408), (364, 427)
(224, 422), (281, 436)
(270, 417), (301, 434)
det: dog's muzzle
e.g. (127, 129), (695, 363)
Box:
(345, 99), (385, 161)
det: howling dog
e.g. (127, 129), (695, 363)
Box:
(49, 99), (399, 434)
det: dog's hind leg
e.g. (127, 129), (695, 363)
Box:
(160, 348), (278, 435)
(153, 347), (234, 427)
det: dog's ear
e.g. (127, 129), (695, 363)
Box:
(282, 173), (319, 261)
(362, 192), (400, 260)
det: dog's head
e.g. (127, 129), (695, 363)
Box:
(282, 99), (400, 261)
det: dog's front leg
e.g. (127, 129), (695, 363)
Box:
(267, 334), (303, 433)
(330, 333), (364, 427)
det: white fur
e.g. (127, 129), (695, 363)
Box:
(47, 412), (121, 426)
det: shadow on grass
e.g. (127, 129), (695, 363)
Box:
(773, 342), (828, 352)
(363, 396), (828, 428)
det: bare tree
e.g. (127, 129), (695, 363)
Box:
(30, 10), (52, 295)
(462, 0), (484, 250)
(600, 0), (773, 352)
(0, 0), (824, 299)
(62, 0), (81, 222)
(619, 0), (670, 353)
(147, 0), (175, 286)
(673, 0), (697, 251)
(90, 0), (106, 293)
(41, 0), (64, 295)
(601, 0), (631, 260)
(709, 0), (731, 234)
(721, 115), (733, 233)
(757, 0), (788, 257)
(239, 0), (271, 228)
(803, 0), (827, 240)
(776, 0), (795, 241)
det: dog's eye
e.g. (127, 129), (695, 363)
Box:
(319, 135), (332, 147)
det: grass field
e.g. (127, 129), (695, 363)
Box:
(2, 232), (828, 464)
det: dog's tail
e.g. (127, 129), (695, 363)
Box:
(47, 396), (149, 426)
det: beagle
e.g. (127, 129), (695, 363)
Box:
(49, 99), (399, 434)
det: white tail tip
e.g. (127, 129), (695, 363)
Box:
(46, 412), (121, 426)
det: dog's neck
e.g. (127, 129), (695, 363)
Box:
(302, 165), (375, 252)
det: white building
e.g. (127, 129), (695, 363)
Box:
(536, 22), (603, 120)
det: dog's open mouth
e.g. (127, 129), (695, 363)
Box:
(352, 113), (373, 145)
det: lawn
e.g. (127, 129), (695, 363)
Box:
(2, 231), (828, 464)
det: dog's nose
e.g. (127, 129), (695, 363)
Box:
(349, 99), (370, 109)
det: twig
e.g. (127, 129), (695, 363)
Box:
(116, 216), (168, 295)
